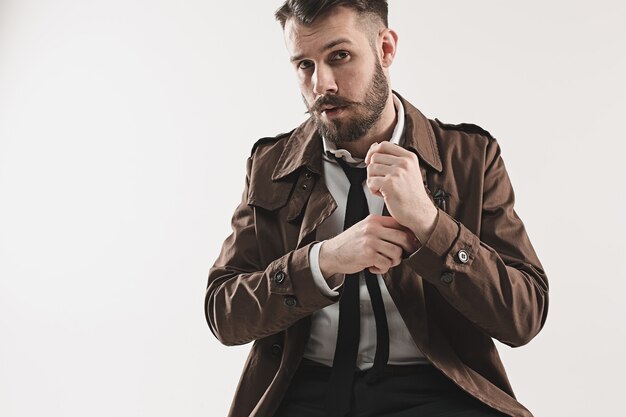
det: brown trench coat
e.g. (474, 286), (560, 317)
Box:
(205, 93), (549, 417)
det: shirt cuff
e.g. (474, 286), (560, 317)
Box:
(309, 242), (340, 297)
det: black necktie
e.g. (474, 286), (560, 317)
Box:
(325, 156), (390, 417)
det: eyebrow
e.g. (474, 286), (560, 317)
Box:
(290, 38), (353, 63)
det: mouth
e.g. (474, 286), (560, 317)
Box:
(320, 105), (346, 118)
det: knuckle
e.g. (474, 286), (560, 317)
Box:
(365, 217), (379, 229)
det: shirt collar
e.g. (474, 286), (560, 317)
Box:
(322, 93), (405, 167)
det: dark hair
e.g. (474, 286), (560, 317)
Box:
(275, 0), (388, 29)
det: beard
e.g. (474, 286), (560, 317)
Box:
(305, 60), (389, 146)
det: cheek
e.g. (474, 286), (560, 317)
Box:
(337, 67), (368, 96)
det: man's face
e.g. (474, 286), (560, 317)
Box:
(284, 6), (389, 145)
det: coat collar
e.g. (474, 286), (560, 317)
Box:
(271, 91), (443, 181)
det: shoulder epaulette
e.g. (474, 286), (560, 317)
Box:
(435, 118), (494, 139)
(249, 130), (293, 157)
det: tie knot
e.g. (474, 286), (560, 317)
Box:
(334, 156), (367, 187)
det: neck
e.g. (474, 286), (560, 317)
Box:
(340, 94), (397, 159)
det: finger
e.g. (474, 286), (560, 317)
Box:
(364, 141), (379, 165)
(368, 152), (403, 167)
(372, 238), (403, 262)
(367, 214), (404, 229)
(366, 217), (416, 246)
(366, 176), (387, 197)
(367, 162), (396, 177)
(363, 222), (411, 258)
(364, 216), (419, 252)
(365, 214), (418, 243)
(370, 252), (393, 273)
(368, 141), (411, 160)
(377, 227), (417, 253)
(369, 255), (403, 274)
(368, 265), (397, 275)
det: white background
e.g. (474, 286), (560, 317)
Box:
(1, 1), (625, 416)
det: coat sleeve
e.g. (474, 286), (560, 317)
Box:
(204, 155), (339, 346)
(404, 137), (549, 347)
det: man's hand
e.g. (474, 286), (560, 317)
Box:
(364, 141), (438, 243)
(319, 214), (419, 277)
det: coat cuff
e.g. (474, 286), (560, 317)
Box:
(405, 208), (480, 285)
(268, 241), (340, 311)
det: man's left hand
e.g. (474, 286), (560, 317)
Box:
(365, 141), (438, 244)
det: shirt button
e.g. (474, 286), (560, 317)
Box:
(359, 303), (364, 310)
(284, 296), (297, 307)
(274, 270), (286, 284)
(441, 271), (455, 284)
(456, 249), (469, 264)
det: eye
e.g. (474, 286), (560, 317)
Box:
(331, 51), (350, 61)
(298, 60), (314, 70)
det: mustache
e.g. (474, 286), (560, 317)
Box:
(307, 94), (359, 114)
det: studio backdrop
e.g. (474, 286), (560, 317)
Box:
(0, 1), (625, 416)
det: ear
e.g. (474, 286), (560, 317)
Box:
(379, 28), (398, 68)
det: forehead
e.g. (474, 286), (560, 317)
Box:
(284, 6), (369, 56)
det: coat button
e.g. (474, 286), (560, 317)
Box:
(456, 249), (469, 264)
(271, 343), (282, 356)
(274, 270), (286, 284)
(441, 271), (455, 284)
(284, 296), (297, 307)
(304, 171), (312, 179)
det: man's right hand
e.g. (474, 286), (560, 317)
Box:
(318, 214), (419, 279)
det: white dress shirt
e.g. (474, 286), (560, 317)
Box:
(303, 94), (429, 369)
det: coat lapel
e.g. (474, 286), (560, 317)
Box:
(394, 91), (443, 173)
(269, 118), (339, 249)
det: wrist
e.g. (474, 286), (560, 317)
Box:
(410, 206), (438, 243)
(319, 240), (338, 279)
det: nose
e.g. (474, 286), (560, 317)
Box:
(312, 65), (337, 96)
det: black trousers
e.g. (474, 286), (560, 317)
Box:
(274, 359), (508, 417)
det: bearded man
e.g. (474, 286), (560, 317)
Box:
(204, 1), (549, 416)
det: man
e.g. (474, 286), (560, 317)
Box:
(204, 1), (549, 416)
